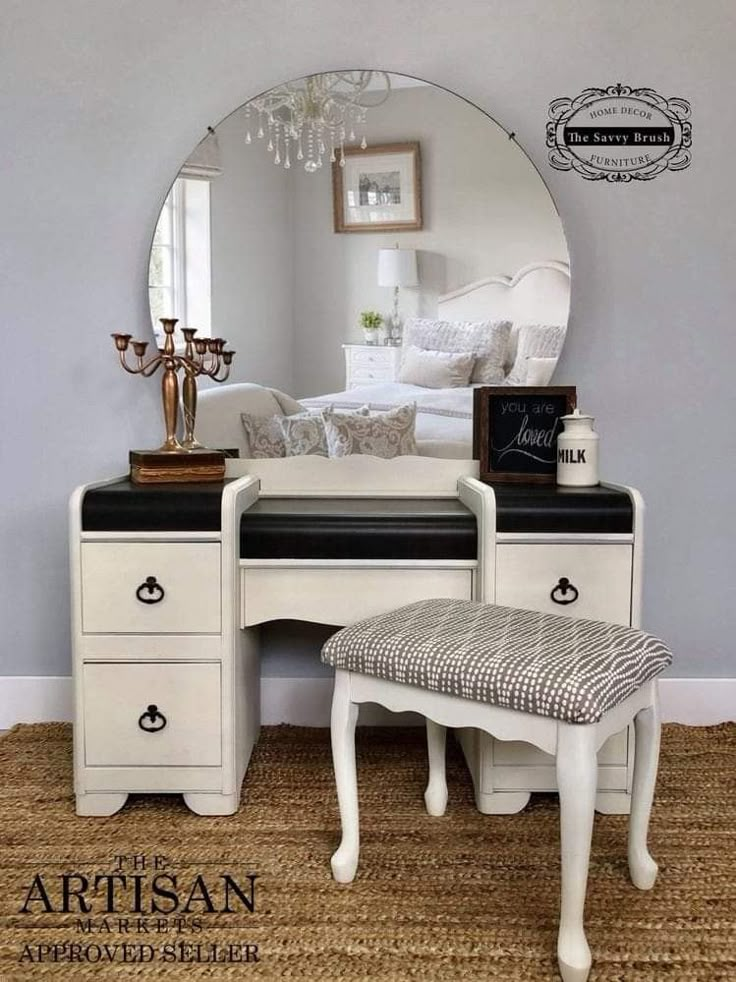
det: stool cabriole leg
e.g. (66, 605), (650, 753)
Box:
(329, 670), (360, 884)
(424, 719), (448, 816)
(555, 723), (597, 982)
(628, 688), (661, 890)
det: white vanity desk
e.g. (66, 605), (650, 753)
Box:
(70, 456), (642, 818)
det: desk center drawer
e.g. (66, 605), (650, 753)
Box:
(81, 541), (221, 634)
(83, 662), (221, 767)
(241, 565), (474, 627)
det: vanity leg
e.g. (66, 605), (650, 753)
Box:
(474, 789), (532, 814)
(76, 792), (128, 817)
(628, 695), (661, 890)
(424, 719), (448, 816)
(183, 791), (241, 816)
(330, 670), (360, 884)
(594, 791), (631, 815)
(556, 724), (597, 982)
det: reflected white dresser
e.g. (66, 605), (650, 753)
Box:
(343, 343), (402, 388)
(70, 457), (642, 818)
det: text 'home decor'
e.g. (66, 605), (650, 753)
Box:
(547, 83), (691, 182)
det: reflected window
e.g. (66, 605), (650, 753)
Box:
(148, 177), (212, 345)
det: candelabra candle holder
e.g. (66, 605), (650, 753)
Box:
(111, 318), (235, 453)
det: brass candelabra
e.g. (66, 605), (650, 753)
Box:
(112, 318), (235, 452)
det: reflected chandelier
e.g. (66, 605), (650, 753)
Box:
(243, 71), (391, 172)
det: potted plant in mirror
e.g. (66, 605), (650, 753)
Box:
(359, 310), (383, 345)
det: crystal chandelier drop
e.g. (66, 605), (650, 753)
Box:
(243, 71), (391, 172)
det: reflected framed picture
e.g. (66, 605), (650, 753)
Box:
(332, 142), (422, 233)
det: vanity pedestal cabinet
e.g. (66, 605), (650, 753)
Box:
(70, 467), (641, 817)
(70, 477), (261, 817)
(459, 482), (642, 816)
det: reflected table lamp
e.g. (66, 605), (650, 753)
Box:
(377, 246), (418, 344)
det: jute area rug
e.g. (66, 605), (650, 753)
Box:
(0, 723), (734, 981)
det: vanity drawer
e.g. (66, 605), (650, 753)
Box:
(241, 565), (473, 626)
(83, 662), (221, 767)
(495, 543), (632, 625)
(81, 542), (221, 634)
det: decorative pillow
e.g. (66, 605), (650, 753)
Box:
(504, 324), (522, 375)
(278, 413), (329, 457)
(323, 404), (418, 459)
(240, 412), (288, 458)
(506, 323), (567, 385)
(277, 407), (368, 457)
(404, 317), (511, 384)
(278, 413), (329, 456)
(398, 346), (476, 389)
(525, 357), (558, 387)
(262, 405), (371, 458)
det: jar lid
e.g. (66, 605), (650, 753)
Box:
(560, 407), (595, 421)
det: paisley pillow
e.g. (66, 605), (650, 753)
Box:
(240, 412), (288, 458)
(279, 413), (329, 456)
(279, 406), (371, 456)
(323, 404), (418, 459)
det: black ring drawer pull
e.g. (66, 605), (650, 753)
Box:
(138, 704), (167, 732)
(551, 577), (579, 605)
(135, 576), (165, 604)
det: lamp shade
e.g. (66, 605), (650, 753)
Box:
(377, 248), (418, 287)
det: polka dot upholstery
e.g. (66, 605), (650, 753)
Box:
(321, 599), (672, 724)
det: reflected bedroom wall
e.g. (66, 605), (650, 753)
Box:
(206, 79), (568, 399)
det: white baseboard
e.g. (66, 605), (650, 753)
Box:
(0, 676), (733, 730)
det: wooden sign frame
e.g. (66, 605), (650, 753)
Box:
(472, 386), (577, 484)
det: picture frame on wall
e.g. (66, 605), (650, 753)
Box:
(332, 142), (422, 233)
(473, 386), (577, 484)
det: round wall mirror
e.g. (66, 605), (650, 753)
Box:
(148, 70), (570, 457)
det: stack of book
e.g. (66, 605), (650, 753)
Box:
(129, 450), (226, 485)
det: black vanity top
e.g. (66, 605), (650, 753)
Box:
(81, 479), (227, 532)
(492, 484), (633, 534)
(81, 478), (633, 541)
(240, 498), (477, 560)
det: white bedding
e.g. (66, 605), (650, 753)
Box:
(302, 382), (474, 459)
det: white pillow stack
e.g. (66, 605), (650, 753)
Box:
(398, 346), (476, 389)
(505, 323), (567, 385)
(403, 317), (512, 385)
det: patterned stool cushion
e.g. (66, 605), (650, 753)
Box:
(321, 599), (672, 724)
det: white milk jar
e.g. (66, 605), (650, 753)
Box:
(556, 409), (599, 486)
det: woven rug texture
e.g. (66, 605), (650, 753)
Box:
(0, 722), (734, 981)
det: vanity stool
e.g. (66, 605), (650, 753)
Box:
(321, 598), (672, 982)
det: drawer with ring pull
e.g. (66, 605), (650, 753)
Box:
(494, 543), (633, 625)
(83, 662), (221, 767)
(80, 542), (221, 634)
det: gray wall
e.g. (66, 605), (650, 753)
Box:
(1, 0), (734, 679)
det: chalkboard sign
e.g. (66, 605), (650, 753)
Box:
(473, 386), (577, 484)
